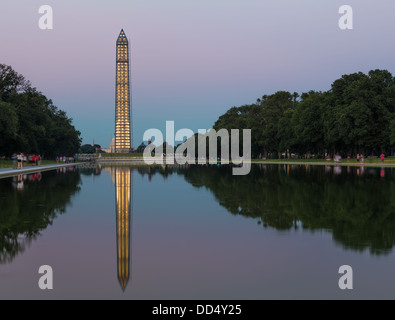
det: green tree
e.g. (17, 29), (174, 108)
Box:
(389, 118), (395, 146)
(80, 144), (96, 154)
(277, 108), (295, 157)
(0, 101), (18, 154)
(261, 91), (294, 157)
(213, 69), (395, 158)
(0, 64), (30, 102)
(0, 64), (81, 157)
(293, 91), (325, 155)
(213, 105), (265, 158)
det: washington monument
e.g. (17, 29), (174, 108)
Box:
(114, 29), (131, 153)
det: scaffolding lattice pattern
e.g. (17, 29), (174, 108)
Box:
(115, 29), (131, 153)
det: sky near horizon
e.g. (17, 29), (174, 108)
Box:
(1, 0), (395, 147)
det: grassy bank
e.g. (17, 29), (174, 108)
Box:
(99, 153), (144, 158)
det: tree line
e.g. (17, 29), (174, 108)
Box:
(0, 64), (81, 158)
(213, 69), (395, 158)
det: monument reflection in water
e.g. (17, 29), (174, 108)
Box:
(111, 167), (132, 291)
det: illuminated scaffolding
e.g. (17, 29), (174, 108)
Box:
(115, 29), (131, 153)
(115, 167), (132, 291)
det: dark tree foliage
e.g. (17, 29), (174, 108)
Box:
(80, 144), (96, 154)
(213, 70), (395, 158)
(0, 64), (81, 157)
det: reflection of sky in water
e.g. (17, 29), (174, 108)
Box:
(0, 165), (395, 299)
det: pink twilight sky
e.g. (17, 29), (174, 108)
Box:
(1, 0), (395, 147)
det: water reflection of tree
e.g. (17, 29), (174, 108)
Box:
(172, 165), (395, 255)
(83, 164), (395, 255)
(0, 170), (81, 263)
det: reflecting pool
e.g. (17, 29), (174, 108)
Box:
(0, 164), (395, 299)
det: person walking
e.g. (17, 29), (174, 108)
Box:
(17, 153), (22, 169)
(381, 153), (385, 163)
(356, 153), (360, 162)
(12, 153), (17, 169)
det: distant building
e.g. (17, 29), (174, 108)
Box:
(115, 29), (132, 153)
(99, 137), (116, 154)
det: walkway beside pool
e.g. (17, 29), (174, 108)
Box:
(2, 160), (395, 180)
(252, 160), (395, 167)
(0, 163), (82, 179)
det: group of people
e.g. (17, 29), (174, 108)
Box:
(30, 154), (42, 166)
(356, 154), (365, 162)
(11, 153), (41, 169)
(9, 154), (77, 170)
(354, 153), (385, 163)
(56, 156), (76, 164)
(329, 153), (387, 163)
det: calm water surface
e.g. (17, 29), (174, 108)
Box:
(0, 164), (395, 299)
